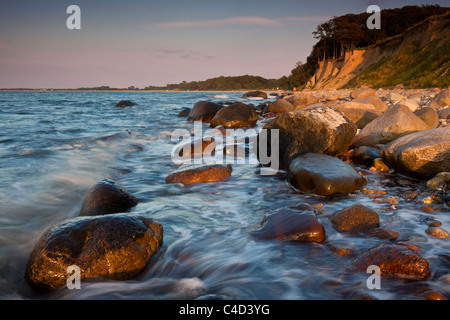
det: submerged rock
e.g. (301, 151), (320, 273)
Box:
(262, 104), (357, 170)
(165, 164), (232, 185)
(380, 127), (450, 179)
(187, 101), (223, 123)
(210, 103), (258, 128)
(288, 153), (367, 196)
(353, 244), (431, 279)
(25, 213), (163, 291)
(79, 179), (138, 216)
(251, 203), (326, 243)
(242, 91), (268, 99)
(330, 204), (380, 233)
(178, 107), (191, 117)
(116, 100), (136, 107)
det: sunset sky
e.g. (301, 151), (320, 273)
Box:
(0, 0), (448, 88)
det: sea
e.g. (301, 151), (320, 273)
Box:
(0, 91), (448, 300)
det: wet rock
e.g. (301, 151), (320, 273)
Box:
(350, 146), (381, 167)
(242, 91), (267, 99)
(380, 127), (450, 179)
(165, 164), (232, 185)
(210, 103), (258, 128)
(176, 137), (216, 158)
(427, 172), (450, 191)
(367, 228), (399, 241)
(187, 101), (223, 123)
(178, 107), (191, 117)
(288, 153), (367, 196)
(352, 104), (429, 147)
(262, 104), (357, 170)
(79, 179), (138, 216)
(25, 213), (163, 291)
(414, 107), (439, 129)
(116, 100), (136, 107)
(350, 88), (376, 99)
(425, 227), (449, 239)
(251, 203), (326, 243)
(265, 99), (295, 114)
(372, 158), (389, 172)
(330, 204), (379, 233)
(353, 244), (431, 279)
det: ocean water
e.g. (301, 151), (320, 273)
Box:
(0, 91), (448, 300)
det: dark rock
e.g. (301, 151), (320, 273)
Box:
(165, 164), (232, 185)
(116, 100), (136, 107)
(380, 127), (450, 179)
(350, 146), (381, 167)
(288, 153), (367, 196)
(251, 203), (326, 243)
(437, 107), (450, 120)
(262, 104), (357, 170)
(178, 107), (191, 117)
(243, 91), (268, 99)
(25, 213), (163, 291)
(80, 179), (138, 216)
(187, 101), (223, 123)
(367, 228), (399, 241)
(210, 103), (258, 128)
(330, 204), (379, 233)
(175, 137), (216, 158)
(353, 244), (431, 279)
(414, 107), (439, 129)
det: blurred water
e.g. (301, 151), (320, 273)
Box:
(0, 91), (448, 300)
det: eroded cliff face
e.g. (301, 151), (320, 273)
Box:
(307, 12), (450, 90)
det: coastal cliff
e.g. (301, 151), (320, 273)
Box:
(307, 12), (450, 89)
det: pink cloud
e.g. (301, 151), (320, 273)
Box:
(155, 16), (282, 28)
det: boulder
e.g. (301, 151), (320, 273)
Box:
(116, 100), (136, 107)
(262, 105), (357, 170)
(283, 92), (319, 108)
(175, 137), (216, 158)
(25, 213), (163, 291)
(397, 99), (419, 112)
(330, 204), (379, 233)
(178, 107), (191, 117)
(288, 153), (367, 196)
(210, 103), (258, 128)
(380, 127), (450, 179)
(187, 101), (223, 123)
(428, 89), (450, 108)
(79, 179), (138, 216)
(437, 107), (450, 120)
(265, 99), (295, 114)
(352, 104), (429, 148)
(243, 91), (268, 99)
(338, 108), (382, 129)
(350, 88), (376, 99)
(388, 92), (406, 103)
(414, 107), (439, 129)
(165, 164), (232, 185)
(251, 203), (326, 243)
(352, 96), (388, 112)
(353, 244), (431, 279)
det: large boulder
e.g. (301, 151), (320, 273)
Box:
(438, 107), (450, 120)
(188, 101), (223, 123)
(352, 96), (387, 112)
(352, 104), (429, 148)
(350, 88), (376, 99)
(414, 107), (439, 129)
(330, 204), (379, 233)
(165, 164), (232, 185)
(380, 127), (450, 179)
(288, 153), (367, 196)
(428, 89), (450, 108)
(353, 244), (430, 279)
(283, 92), (319, 108)
(262, 105), (357, 170)
(80, 179), (138, 216)
(251, 203), (326, 243)
(265, 99), (295, 114)
(25, 213), (163, 291)
(338, 108), (382, 129)
(210, 103), (258, 128)
(243, 91), (268, 99)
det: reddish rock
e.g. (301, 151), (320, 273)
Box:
(353, 244), (431, 279)
(176, 137), (216, 158)
(165, 164), (232, 185)
(330, 204), (379, 233)
(367, 227), (399, 241)
(210, 103), (258, 128)
(251, 203), (326, 243)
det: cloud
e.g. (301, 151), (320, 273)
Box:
(155, 16), (282, 28)
(283, 16), (332, 22)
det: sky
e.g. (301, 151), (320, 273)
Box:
(0, 0), (448, 88)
